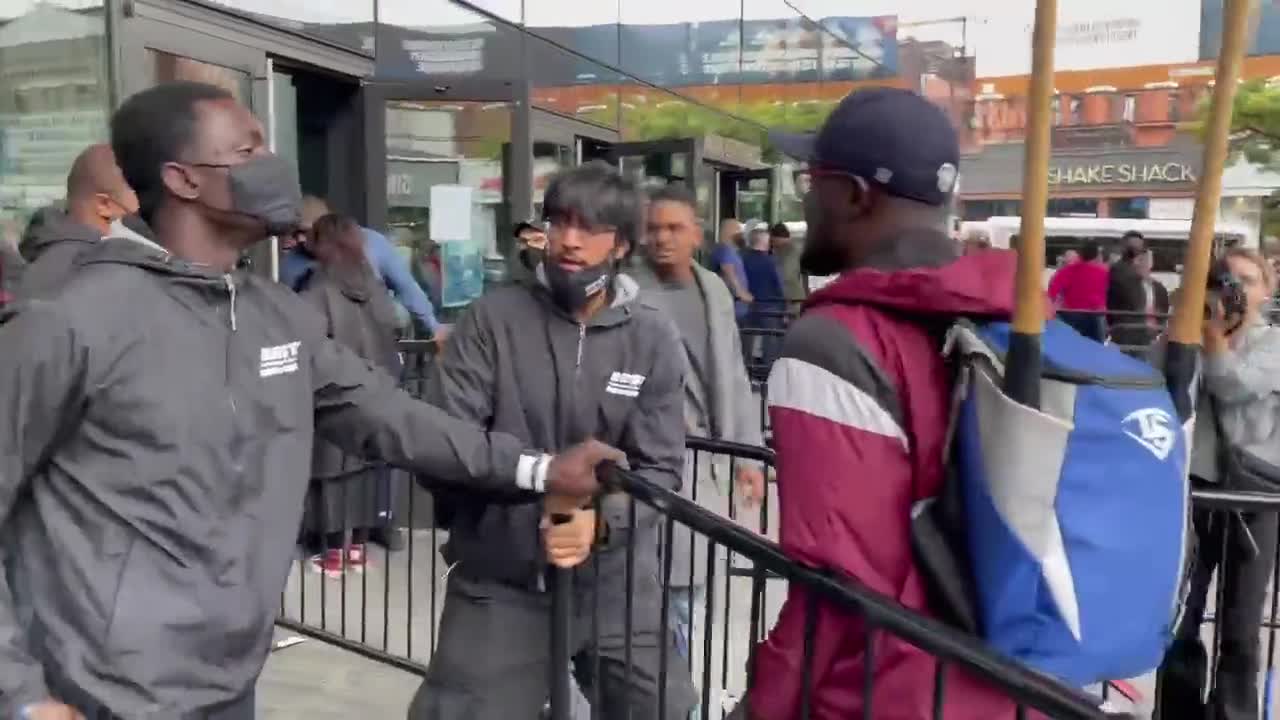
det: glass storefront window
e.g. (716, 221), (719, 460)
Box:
(962, 199), (1023, 221)
(148, 50), (252, 104)
(0, 0), (111, 250)
(533, 140), (573, 219)
(1111, 196), (1151, 220)
(1047, 197), (1100, 218)
(187, 0), (374, 55)
(385, 100), (512, 316)
(378, 0), (520, 81)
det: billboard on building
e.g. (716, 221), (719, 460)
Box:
(973, 0), (1202, 78)
(376, 15), (897, 85)
(1202, 0), (1280, 58)
(607, 16), (898, 86)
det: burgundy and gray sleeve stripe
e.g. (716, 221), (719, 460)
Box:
(766, 312), (908, 448)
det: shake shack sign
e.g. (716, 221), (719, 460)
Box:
(1048, 161), (1197, 187)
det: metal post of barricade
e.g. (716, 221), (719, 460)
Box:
(1004, 0), (1058, 408)
(1163, 0), (1255, 417)
(549, 564), (574, 720)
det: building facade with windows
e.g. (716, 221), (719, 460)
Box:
(0, 0), (917, 312)
(8, 0), (1279, 302)
(956, 0), (1280, 239)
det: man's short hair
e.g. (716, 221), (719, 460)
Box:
(542, 161), (643, 250)
(1080, 241), (1101, 262)
(110, 81), (235, 222)
(769, 222), (790, 239)
(647, 182), (697, 213)
(513, 220), (544, 238)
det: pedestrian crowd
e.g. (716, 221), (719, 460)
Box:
(0, 80), (1278, 720)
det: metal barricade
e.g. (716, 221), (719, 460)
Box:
(546, 457), (1128, 720)
(1154, 489), (1280, 720)
(274, 339), (442, 676)
(275, 338), (1262, 719)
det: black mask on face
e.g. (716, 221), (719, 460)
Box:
(194, 154), (303, 236)
(544, 257), (613, 313)
(521, 245), (545, 272)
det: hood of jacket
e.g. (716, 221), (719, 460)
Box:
(807, 229), (1024, 321)
(19, 210), (102, 263)
(76, 232), (231, 286)
(105, 214), (166, 254)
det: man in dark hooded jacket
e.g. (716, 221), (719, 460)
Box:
(735, 88), (1037, 720)
(0, 81), (621, 720)
(17, 144), (138, 299)
(410, 161), (697, 719)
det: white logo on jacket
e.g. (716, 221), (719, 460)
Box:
(1122, 407), (1176, 461)
(260, 341), (302, 378)
(606, 371), (646, 398)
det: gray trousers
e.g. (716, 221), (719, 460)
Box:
(409, 573), (697, 720)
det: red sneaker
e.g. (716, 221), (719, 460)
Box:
(309, 549), (345, 579)
(346, 543), (367, 573)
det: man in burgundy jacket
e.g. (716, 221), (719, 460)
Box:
(738, 88), (1033, 720)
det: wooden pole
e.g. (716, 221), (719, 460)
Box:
(1163, 0), (1255, 419)
(1169, 0), (1254, 345)
(1003, 0), (1058, 408)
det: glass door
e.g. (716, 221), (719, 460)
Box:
(381, 97), (515, 314)
(718, 167), (776, 228)
(603, 139), (699, 191)
(120, 17), (273, 273)
(120, 18), (265, 109)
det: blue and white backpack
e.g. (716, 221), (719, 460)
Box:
(916, 317), (1191, 687)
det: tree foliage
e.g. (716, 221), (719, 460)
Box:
(1210, 79), (1280, 170)
(580, 97), (838, 160)
(1199, 80), (1280, 239)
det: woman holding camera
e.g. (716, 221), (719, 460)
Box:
(1161, 247), (1280, 720)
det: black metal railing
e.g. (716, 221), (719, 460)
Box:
(541, 463), (1128, 720)
(275, 339), (1280, 720)
(1154, 488), (1280, 720)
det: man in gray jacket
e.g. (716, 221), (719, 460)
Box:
(0, 81), (620, 720)
(17, 144), (138, 300)
(632, 183), (766, 673)
(410, 162), (697, 720)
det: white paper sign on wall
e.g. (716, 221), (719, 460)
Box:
(429, 185), (473, 243)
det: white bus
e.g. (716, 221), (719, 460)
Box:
(969, 216), (1253, 291)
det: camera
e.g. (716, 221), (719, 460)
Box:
(1206, 259), (1248, 325)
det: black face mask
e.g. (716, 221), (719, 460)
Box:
(544, 258), (613, 313)
(194, 154), (303, 236)
(521, 245), (545, 271)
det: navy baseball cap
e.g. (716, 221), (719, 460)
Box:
(770, 87), (960, 207)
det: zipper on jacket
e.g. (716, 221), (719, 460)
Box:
(224, 274), (239, 332)
(224, 274), (238, 416)
(539, 322), (587, 594)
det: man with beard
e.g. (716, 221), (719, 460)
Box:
(0, 82), (620, 720)
(733, 88), (1036, 719)
(411, 161), (696, 719)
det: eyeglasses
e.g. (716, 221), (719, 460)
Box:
(792, 166), (865, 198)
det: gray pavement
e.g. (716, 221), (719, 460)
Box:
(258, 629), (422, 719)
